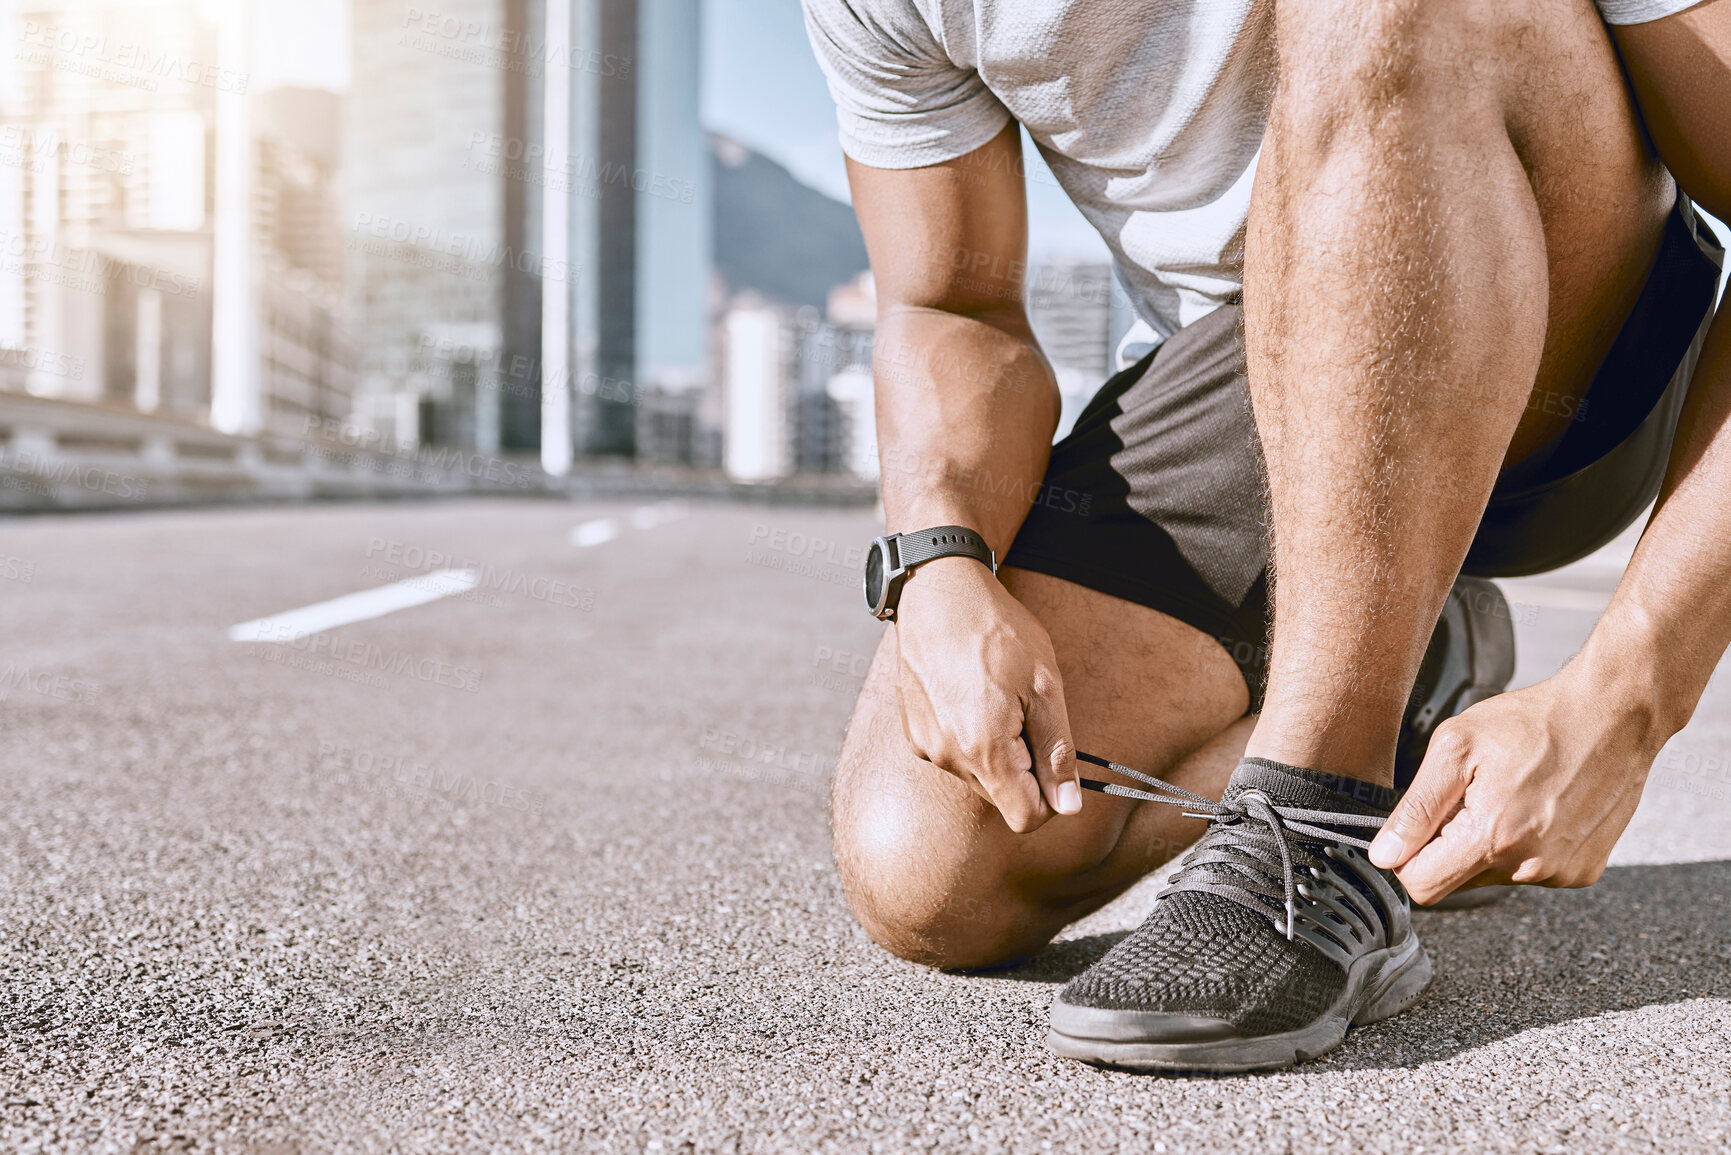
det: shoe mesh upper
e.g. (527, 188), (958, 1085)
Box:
(1056, 759), (1401, 1037)
(1057, 891), (1345, 1034)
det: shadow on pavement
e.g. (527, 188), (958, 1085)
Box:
(1343, 857), (1731, 1067)
(990, 859), (1731, 1070)
(992, 932), (1131, 984)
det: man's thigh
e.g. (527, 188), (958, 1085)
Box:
(832, 567), (1252, 970)
(1506, 0), (1677, 460)
(1271, 0), (1674, 462)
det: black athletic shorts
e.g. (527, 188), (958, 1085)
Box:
(1003, 196), (1724, 713)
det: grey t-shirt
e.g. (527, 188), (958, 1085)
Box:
(803, 0), (1705, 346)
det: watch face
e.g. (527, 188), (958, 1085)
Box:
(864, 539), (886, 613)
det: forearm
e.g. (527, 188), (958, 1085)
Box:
(835, 116), (1080, 826)
(870, 301), (1079, 828)
(1574, 305), (1731, 738)
(874, 303), (1061, 557)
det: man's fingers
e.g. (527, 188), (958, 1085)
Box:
(1023, 684), (1081, 815)
(892, 645), (1064, 831)
(977, 731), (1049, 832)
(1369, 725), (1473, 869)
(1395, 808), (1498, 905)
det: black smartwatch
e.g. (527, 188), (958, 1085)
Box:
(863, 526), (996, 621)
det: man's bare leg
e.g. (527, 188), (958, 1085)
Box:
(834, 568), (1252, 969)
(1243, 0), (1673, 786)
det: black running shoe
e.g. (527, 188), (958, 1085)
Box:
(1397, 576), (1518, 910)
(1048, 757), (1431, 1072)
(1395, 576), (1518, 793)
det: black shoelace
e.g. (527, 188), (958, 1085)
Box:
(1074, 752), (1387, 940)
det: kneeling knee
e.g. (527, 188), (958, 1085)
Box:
(847, 877), (1048, 971)
(832, 793), (1068, 969)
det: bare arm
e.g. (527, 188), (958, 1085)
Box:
(1596, 0), (1731, 728)
(1371, 0), (1731, 897)
(848, 123), (1083, 831)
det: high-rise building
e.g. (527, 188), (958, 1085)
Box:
(625, 0), (710, 460)
(256, 87), (351, 436)
(0, 1), (350, 433)
(0, 1), (218, 408)
(346, 0), (710, 465)
(345, 0), (511, 451)
(548, 0), (711, 462)
(721, 303), (789, 482)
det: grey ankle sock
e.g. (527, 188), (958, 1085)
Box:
(1226, 756), (1397, 816)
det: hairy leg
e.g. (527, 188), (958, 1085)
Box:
(833, 568), (1252, 969)
(1243, 0), (1672, 785)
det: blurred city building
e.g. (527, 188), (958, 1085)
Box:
(1026, 260), (1122, 440)
(0, 0), (351, 437)
(719, 301), (787, 482)
(712, 134), (871, 483)
(0, 1), (1132, 499)
(256, 86), (352, 436)
(345, 0), (520, 455)
(0, 1), (216, 410)
(345, 0), (710, 467)
(622, 0), (710, 463)
(0, 2), (351, 438)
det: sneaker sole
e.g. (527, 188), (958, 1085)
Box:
(1455, 576), (1518, 693)
(1047, 931), (1432, 1073)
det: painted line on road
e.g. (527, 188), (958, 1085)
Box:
(572, 502), (686, 547)
(227, 569), (481, 643)
(631, 501), (687, 529)
(571, 518), (621, 547)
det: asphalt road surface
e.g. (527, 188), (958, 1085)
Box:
(3, 498), (1730, 1153)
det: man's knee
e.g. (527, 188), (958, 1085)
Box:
(830, 736), (1124, 970)
(844, 867), (1041, 971)
(832, 773), (1065, 969)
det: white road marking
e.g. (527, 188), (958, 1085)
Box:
(630, 501), (686, 529)
(228, 569), (480, 643)
(571, 504), (685, 547)
(570, 518), (621, 548)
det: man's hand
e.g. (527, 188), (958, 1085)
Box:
(892, 556), (1082, 833)
(1367, 665), (1665, 904)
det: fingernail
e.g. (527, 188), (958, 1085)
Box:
(1369, 830), (1404, 868)
(1056, 780), (1082, 814)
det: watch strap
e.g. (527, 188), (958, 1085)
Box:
(893, 525), (995, 572)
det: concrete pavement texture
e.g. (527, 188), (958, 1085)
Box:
(2, 499), (1730, 1153)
